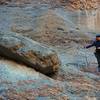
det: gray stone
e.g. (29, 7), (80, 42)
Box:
(0, 32), (60, 74)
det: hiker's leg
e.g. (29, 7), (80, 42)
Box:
(98, 66), (100, 72)
(98, 57), (100, 72)
(94, 52), (100, 72)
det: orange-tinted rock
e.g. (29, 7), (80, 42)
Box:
(0, 32), (60, 74)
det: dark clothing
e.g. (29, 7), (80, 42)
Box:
(86, 40), (100, 72)
(86, 40), (100, 49)
(94, 51), (100, 71)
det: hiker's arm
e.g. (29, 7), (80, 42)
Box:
(85, 41), (95, 48)
(85, 44), (94, 48)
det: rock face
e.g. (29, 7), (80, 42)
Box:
(0, 1), (100, 100)
(67, 0), (98, 10)
(0, 32), (60, 74)
(0, 59), (68, 99)
(0, 0), (99, 10)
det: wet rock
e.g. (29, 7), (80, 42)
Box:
(0, 32), (60, 74)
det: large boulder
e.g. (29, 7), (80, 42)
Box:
(0, 32), (60, 74)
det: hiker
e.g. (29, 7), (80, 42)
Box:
(85, 34), (100, 72)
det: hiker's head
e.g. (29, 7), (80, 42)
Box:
(96, 34), (100, 41)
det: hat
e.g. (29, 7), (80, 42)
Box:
(96, 34), (100, 41)
(96, 34), (100, 37)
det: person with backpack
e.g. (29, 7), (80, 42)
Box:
(85, 34), (100, 72)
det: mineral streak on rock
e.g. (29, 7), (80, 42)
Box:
(0, 32), (60, 75)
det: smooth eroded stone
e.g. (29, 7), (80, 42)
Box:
(0, 32), (60, 74)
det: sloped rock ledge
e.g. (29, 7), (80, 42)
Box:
(0, 32), (60, 75)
